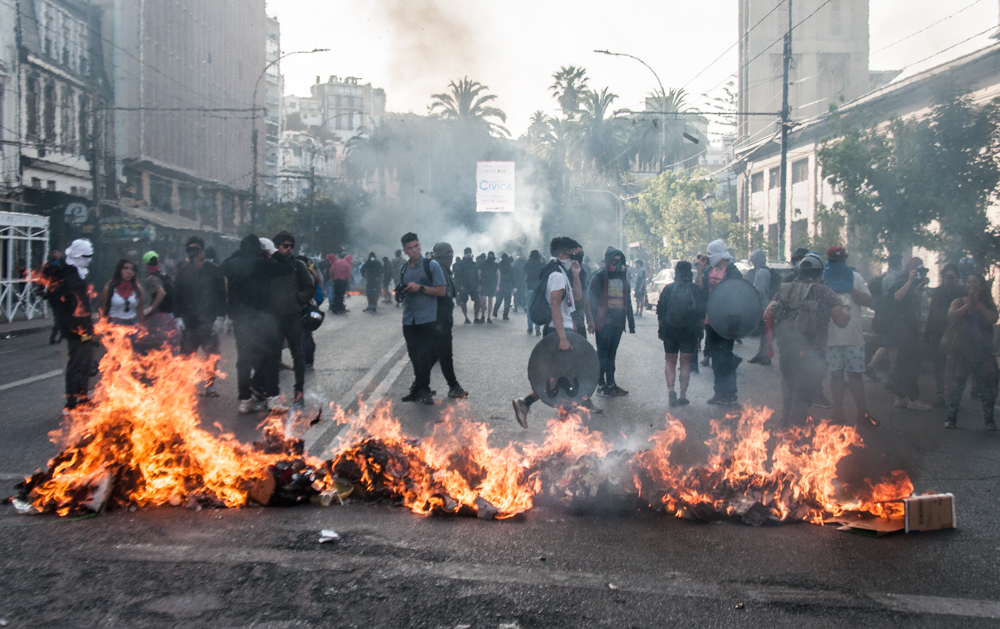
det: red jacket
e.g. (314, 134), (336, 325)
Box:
(330, 254), (353, 281)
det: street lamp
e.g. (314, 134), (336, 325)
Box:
(701, 192), (717, 242)
(250, 47), (329, 229)
(595, 49), (667, 172)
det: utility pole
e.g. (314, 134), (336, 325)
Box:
(777, 0), (792, 257)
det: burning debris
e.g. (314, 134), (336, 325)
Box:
(8, 321), (915, 525)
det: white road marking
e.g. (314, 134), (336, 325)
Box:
(301, 338), (405, 453)
(870, 593), (1000, 619)
(0, 369), (63, 392)
(0, 472), (29, 481)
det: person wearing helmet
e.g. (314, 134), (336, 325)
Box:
(765, 253), (850, 427)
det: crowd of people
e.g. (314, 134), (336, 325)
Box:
(38, 229), (997, 434)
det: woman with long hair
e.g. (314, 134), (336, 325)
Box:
(944, 274), (998, 430)
(100, 258), (145, 326)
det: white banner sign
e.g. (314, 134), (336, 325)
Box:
(476, 161), (515, 213)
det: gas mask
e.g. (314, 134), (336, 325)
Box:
(608, 257), (625, 274)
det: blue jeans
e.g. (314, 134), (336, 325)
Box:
(525, 289), (541, 332)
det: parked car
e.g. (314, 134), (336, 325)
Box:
(645, 267), (675, 307)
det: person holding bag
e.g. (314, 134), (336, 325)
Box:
(942, 274), (999, 430)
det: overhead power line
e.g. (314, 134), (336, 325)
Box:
(871, 0), (987, 55)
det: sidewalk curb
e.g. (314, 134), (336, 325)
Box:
(0, 321), (52, 338)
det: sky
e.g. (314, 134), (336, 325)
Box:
(266, 0), (1000, 138)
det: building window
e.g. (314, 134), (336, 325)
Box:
(61, 87), (75, 153)
(78, 94), (89, 155)
(750, 172), (764, 193)
(31, 177), (41, 188)
(43, 81), (57, 145)
(768, 166), (780, 189)
(792, 158), (809, 184)
(26, 75), (40, 141)
(47, 180), (56, 191)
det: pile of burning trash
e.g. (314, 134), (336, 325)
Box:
(8, 322), (913, 524)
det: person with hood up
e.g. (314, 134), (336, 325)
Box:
(695, 239), (743, 406)
(361, 252), (383, 313)
(329, 252), (353, 315)
(657, 260), (707, 407)
(823, 246), (877, 427)
(523, 250), (544, 335)
(479, 251), (500, 324)
(589, 248), (636, 397)
(47, 239), (96, 410)
(221, 234), (294, 414)
(746, 250), (773, 366)
(493, 253), (515, 320)
(381, 255), (394, 304)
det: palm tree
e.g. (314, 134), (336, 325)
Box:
(429, 77), (510, 137)
(550, 66), (589, 119)
(345, 118), (398, 199)
(578, 87), (625, 177)
(629, 87), (707, 172)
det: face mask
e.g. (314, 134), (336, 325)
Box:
(608, 258), (624, 273)
(559, 257), (573, 270)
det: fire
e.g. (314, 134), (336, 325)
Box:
(10, 319), (914, 525)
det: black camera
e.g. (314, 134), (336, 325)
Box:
(915, 266), (929, 283)
(393, 282), (407, 304)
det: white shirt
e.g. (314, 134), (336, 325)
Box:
(546, 262), (576, 329)
(827, 271), (869, 347)
(109, 289), (139, 321)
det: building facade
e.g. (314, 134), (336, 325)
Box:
(286, 75), (385, 142)
(276, 130), (341, 203)
(737, 0), (870, 146)
(263, 16), (282, 200)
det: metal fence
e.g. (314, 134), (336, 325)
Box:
(0, 212), (49, 323)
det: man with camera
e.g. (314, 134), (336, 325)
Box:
(396, 232), (447, 405)
(886, 257), (933, 410)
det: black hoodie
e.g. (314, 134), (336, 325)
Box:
(222, 234), (293, 317)
(589, 248), (635, 333)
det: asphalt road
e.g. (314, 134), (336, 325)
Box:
(2, 293), (1000, 628)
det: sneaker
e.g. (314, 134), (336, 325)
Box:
(608, 385), (629, 397)
(265, 396), (288, 412)
(668, 390), (678, 407)
(474, 318), (484, 325)
(536, 329), (541, 336)
(597, 385), (611, 397)
(893, 396), (909, 409)
(707, 395), (723, 405)
(719, 396), (740, 407)
(292, 392), (305, 409)
(578, 398), (603, 414)
(512, 398), (529, 428)
(813, 393), (833, 409)
(465, 318), (472, 324)
(416, 390), (434, 405)
(907, 400), (933, 411)
(527, 328), (533, 334)
(238, 399), (264, 414)
(944, 419), (957, 429)
(448, 385), (469, 399)
(249, 386), (265, 402)
(200, 384), (220, 398)
(502, 316), (509, 321)
(747, 356), (761, 364)
(401, 390), (420, 402)
(756, 357), (771, 366)
(676, 397), (690, 406)
(487, 318), (493, 324)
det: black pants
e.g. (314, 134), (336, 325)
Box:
(887, 335), (921, 400)
(277, 312), (306, 394)
(366, 285), (380, 309)
(332, 279), (347, 313)
(232, 311), (279, 400)
(493, 290), (512, 318)
(302, 329), (315, 366)
(65, 337), (93, 409)
(433, 321), (460, 388)
(778, 340), (827, 426)
(596, 325), (625, 386)
(403, 322), (437, 394)
(705, 325), (738, 398)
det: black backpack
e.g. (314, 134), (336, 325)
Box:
(528, 260), (566, 327)
(663, 281), (697, 330)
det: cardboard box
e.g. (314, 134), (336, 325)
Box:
(904, 493), (956, 533)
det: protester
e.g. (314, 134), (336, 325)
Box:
(48, 239), (95, 410)
(887, 257), (932, 410)
(746, 249), (773, 366)
(766, 253), (850, 426)
(633, 259), (648, 318)
(172, 237), (226, 396)
(395, 233), (447, 405)
(925, 263), (965, 407)
(41, 249), (64, 345)
(298, 255), (323, 371)
(695, 240), (743, 405)
(452, 247), (479, 325)
(511, 254), (526, 314)
(823, 246), (877, 426)
(493, 253), (514, 320)
(99, 258), (145, 326)
(381, 255), (394, 304)
(270, 232), (315, 408)
(657, 261), (706, 407)
(319, 254), (334, 304)
(329, 252), (352, 315)
(361, 252), (383, 313)
(867, 252), (906, 376)
(943, 274), (999, 430)
(512, 237), (592, 428)
(431, 242), (468, 399)
(479, 251), (499, 324)
(222, 234), (293, 414)
(590, 248), (636, 397)
(572, 247), (595, 340)
(523, 250), (544, 335)
(781, 247), (810, 284)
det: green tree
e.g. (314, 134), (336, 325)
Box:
(550, 66), (589, 120)
(578, 87), (625, 178)
(345, 118), (400, 199)
(429, 77), (510, 137)
(625, 169), (724, 261)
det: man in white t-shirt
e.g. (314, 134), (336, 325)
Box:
(824, 246), (877, 427)
(512, 236), (588, 428)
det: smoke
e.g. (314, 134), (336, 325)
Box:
(375, 0), (480, 113)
